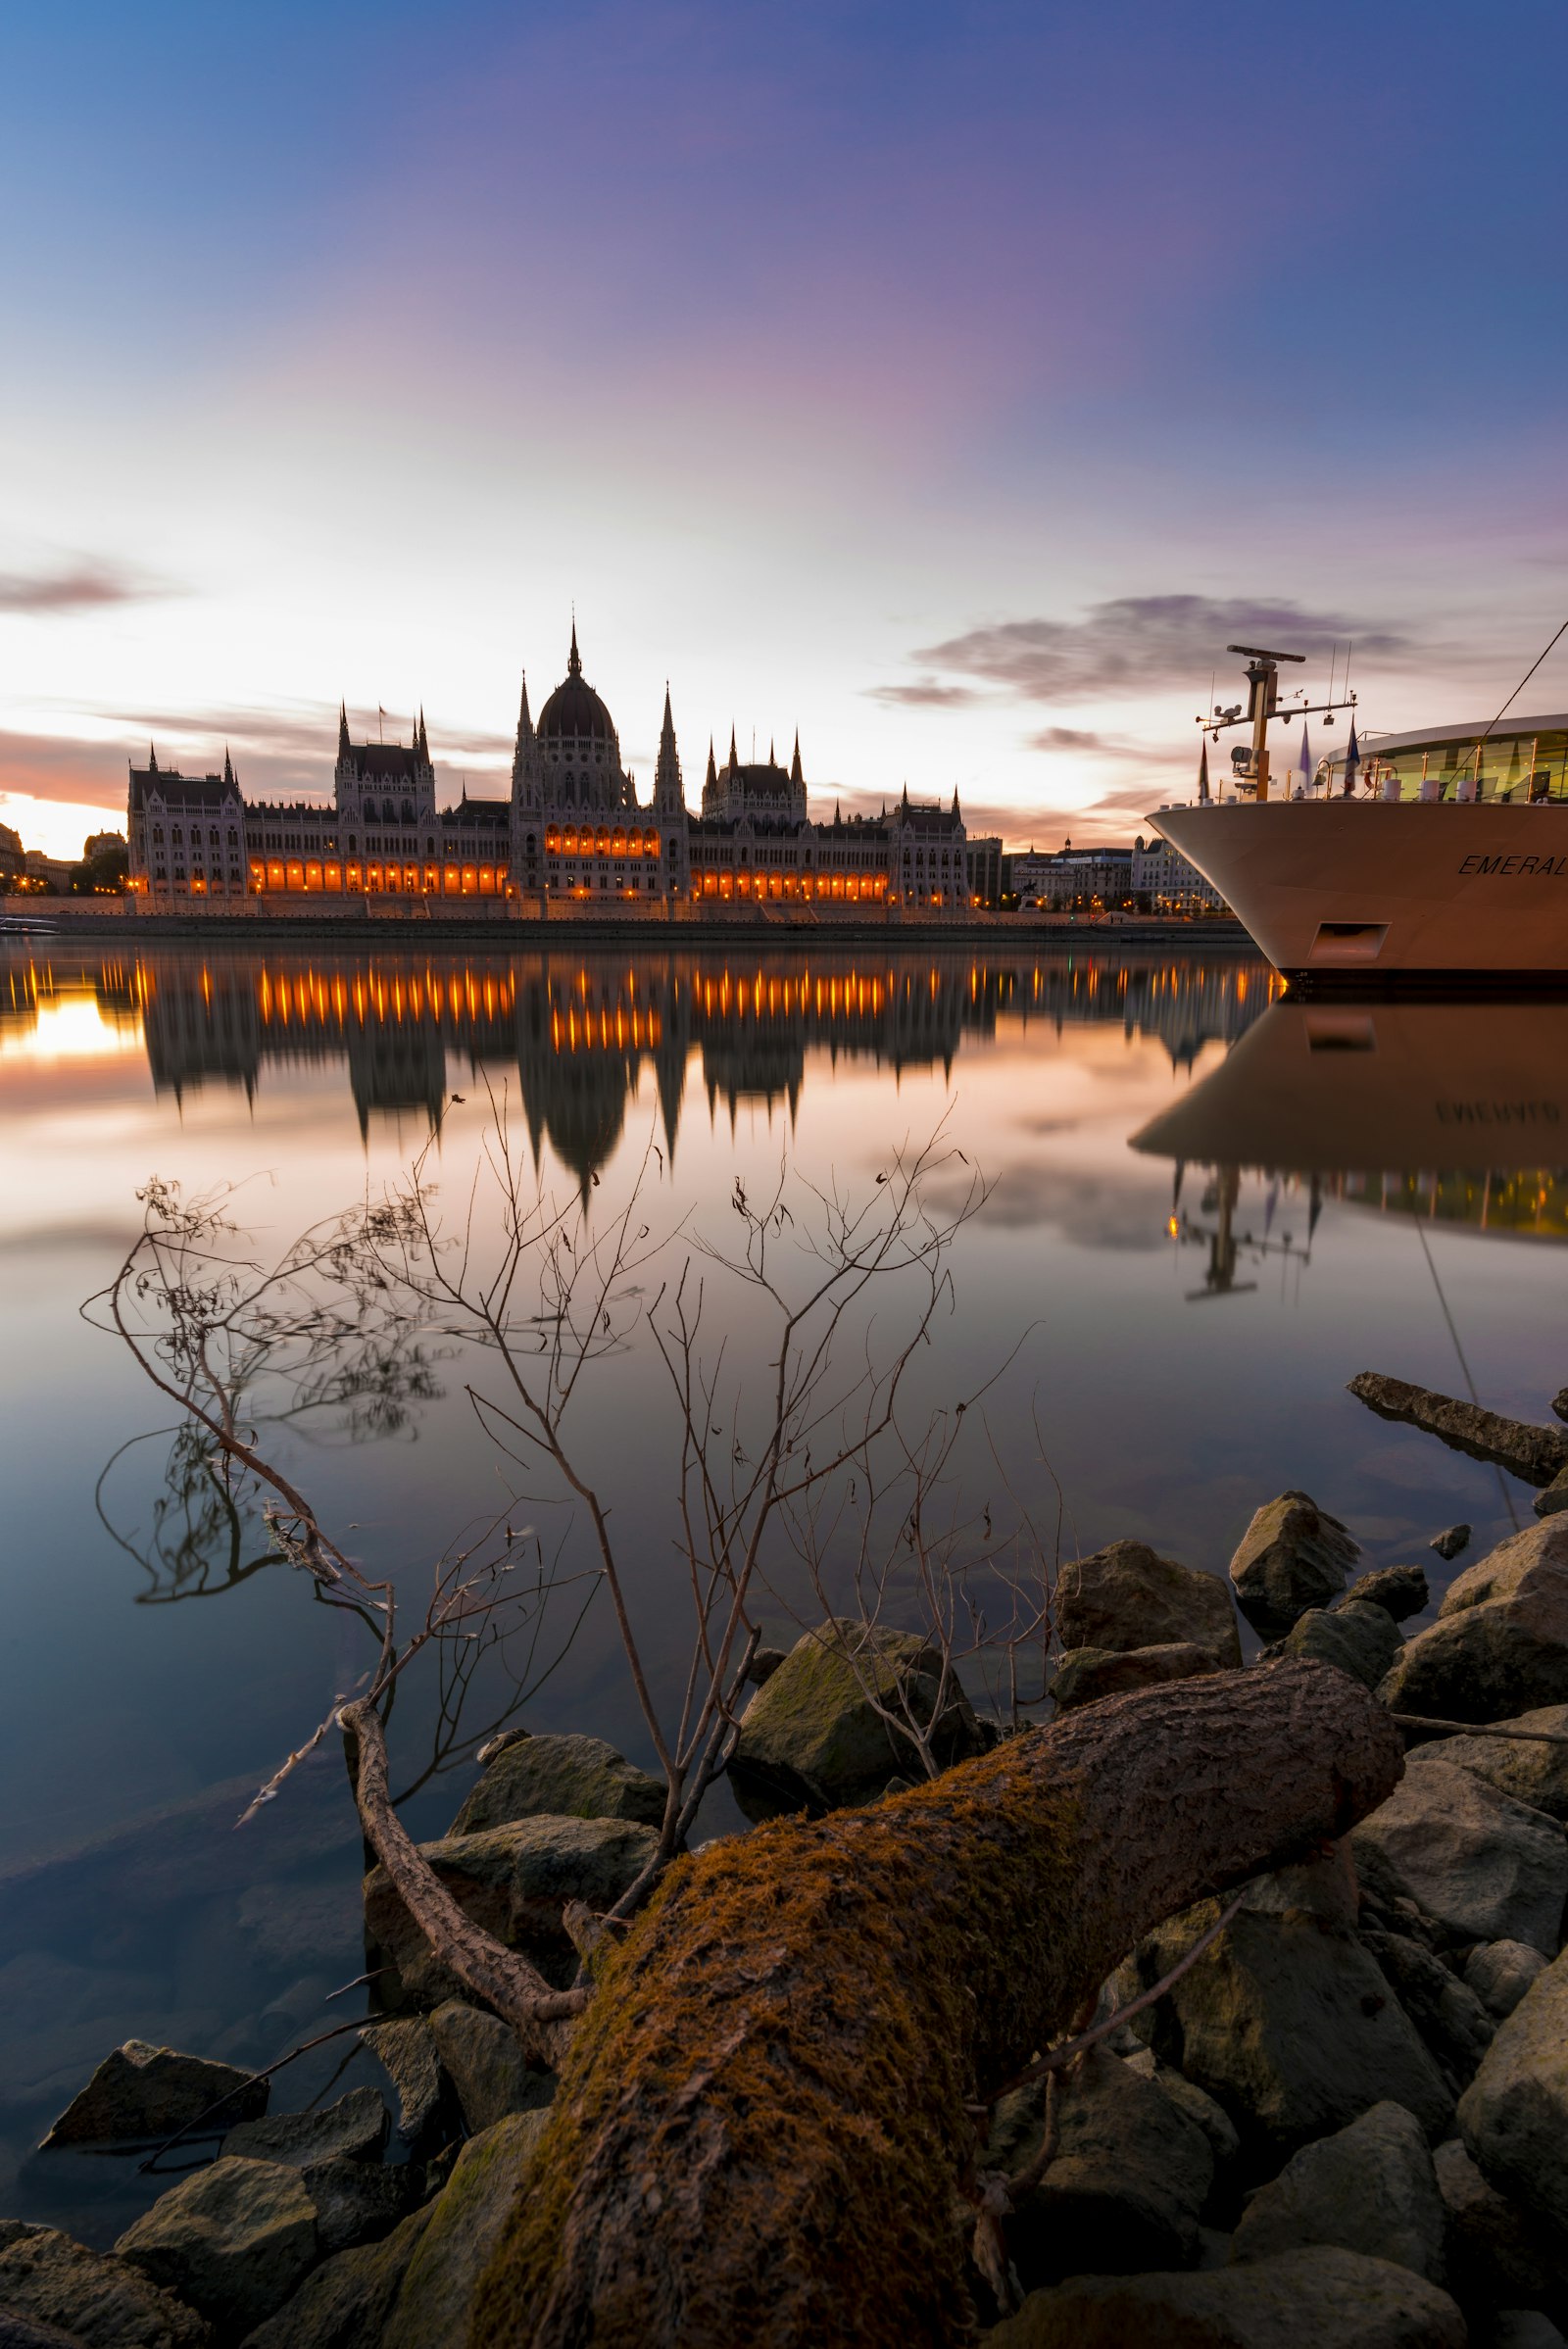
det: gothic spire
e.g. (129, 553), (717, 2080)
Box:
(337, 701), (350, 761)
(706, 737), (717, 793)
(516, 671), (532, 735)
(952, 787), (960, 817)
(416, 707), (428, 761)
(223, 746), (234, 786)
(790, 731), (803, 789)
(656, 685), (682, 807)
(568, 618), (582, 676)
(148, 742), (158, 773)
(727, 726), (738, 776)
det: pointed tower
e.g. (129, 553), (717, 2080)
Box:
(338, 702), (350, 761)
(148, 743), (159, 773)
(568, 619), (583, 676)
(790, 732), (803, 789)
(512, 668), (541, 812)
(654, 685), (683, 815)
(222, 747), (235, 789)
(952, 787), (961, 818)
(727, 726), (739, 778)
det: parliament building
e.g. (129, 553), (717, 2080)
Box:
(126, 628), (970, 914)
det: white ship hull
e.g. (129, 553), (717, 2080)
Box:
(1152, 800), (1568, 981)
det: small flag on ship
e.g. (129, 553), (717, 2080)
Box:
(1342, 718), (1360, 796)
(1297, 720), (1312, 795)
(1198, 739), (1210, 803)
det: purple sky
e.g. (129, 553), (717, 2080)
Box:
(2, 0), (1565, 855)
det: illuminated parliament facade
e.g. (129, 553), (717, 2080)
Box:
(126, 628), (970, 914)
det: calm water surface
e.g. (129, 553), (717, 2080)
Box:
(4, 935), (1567, 2235)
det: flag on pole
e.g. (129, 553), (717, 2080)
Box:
(1198, 738), (1211, 803)
(1342, 718), (1360, 797)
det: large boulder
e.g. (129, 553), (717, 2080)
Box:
(238, 2203), (431, 2349)
(1229, 1493), (1359, 1638)
(1459, 1945), (1568, 2243)
(1278, 1603), (1402, 1692)
(727, 1621), (987, 1818)
(1229, 2101), (1446, 2282)
(222, 2086), (388, 2170)
(364, 1814), (658, 2005)
(357, 2019), (450, 2149)
(448, 1732), (665, 1836)
(999, 2049), (1213, 2286)
(1344, 1564), (1431, 1620)
(1435, 2139), (1568, 2325)
(381, 2110), (548, 2349)
(1380, 1521), (1568, 1723)
(1350, 1755), (1568, 1952)
(1048, 1642), (1219, 1712)
(1420, 1705), (1568, 1824)
(426, 2000), (553, 2133)
(41, 2040), (268, 2149)
(116, 2157), (317, 2335)
(1055, 1541), (1242, 1668)
(0, 2312), (90, 2349)
(0, 2224), (209, 2349)
(984, 2246), (1466, 2348)
(1124, 1900), (1452, 2158)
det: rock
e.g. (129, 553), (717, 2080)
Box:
(1348, 1372), (1568, 1487)
(744, 1645), (787, 1686)
(1421, 1705), (1568, 1824)
(727, 1620), (988, 1818)
(357, 2020), (450, 2149)
(1229, 1493), (1359, 1638)
(1459, 1945), (1568, 2241)
(222, 2087), (388, 2170)
(299, 2158), (427, 2257)
(1467, 1940), (1550, 2019)
(0, 2224), (210, 2349)
(1432, 1528), (1472, 1564)
(1536, 1467), (1568, 1521)
(1229, 2101), (1446, 2281)
(1361, 1928), (1494, 2086)
(1278, 1602), (1403, 1692)
(426, 2001), (552, 2132)
(1435, 2139), (1568, 2325)
(364, 1814), (658, 2005)
(1002, 2049), (1213, 2287)
(1346, 1564), (1432, 1619)
(1555, 1391), (1568, 1428)
(238, 2204), (431, 2349)
(1131, 2058), (1242, 2172)
(1380, 1520), (1568, 1723)
(381, 2110), (548, 2349)
(41, 2040), (268, 2149)
(1126, 1900), (1452, 2157)
(116, 2158), (316, 2334)
(1055, 1540), (1243, 1668)
(448, 1733), (665, 1836)
(1349, 1754), (1568, 1952)
(1492, 2314), (1568, 2348)
(1048, 1642), (1220, 1712)
(984, 2245), (1466, 2347)
(0, 2311), (90, 2349)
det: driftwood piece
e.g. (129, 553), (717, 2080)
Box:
(338, 1701), (584, 2072)
(468, 1659), (1402, 2349)
(1348, 1371), (1568, 1489)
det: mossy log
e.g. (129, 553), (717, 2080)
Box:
(469, 1659), (1402, 2349)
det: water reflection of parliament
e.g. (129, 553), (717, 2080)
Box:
(9, 947), (1263, 1186)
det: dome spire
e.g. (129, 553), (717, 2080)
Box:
(568, 617), (582, 676)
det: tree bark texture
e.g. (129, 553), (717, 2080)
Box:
(1348, 1370), (1568, 1488)
(467, 1659), (1402, 2349)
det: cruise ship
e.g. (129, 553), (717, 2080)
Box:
(1151, 647), (1568, 984)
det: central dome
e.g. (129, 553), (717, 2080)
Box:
(537, 624), (615, 743)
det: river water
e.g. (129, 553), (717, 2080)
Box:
(4, 934), (1567, 2237)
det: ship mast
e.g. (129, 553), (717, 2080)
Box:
(1198, 645), (1357, 801)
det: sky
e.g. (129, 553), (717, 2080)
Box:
(3, 0), (1566, 857)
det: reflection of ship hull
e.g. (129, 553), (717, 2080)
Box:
(1132, 1001), (1568, 1240)
(1152, 802), (1568, 981)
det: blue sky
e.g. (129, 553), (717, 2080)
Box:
(2, 0), (1565, 854)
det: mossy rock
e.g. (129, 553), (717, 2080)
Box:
(382, 2111), (548, 2349)
(729, 1619), (987, 1818)
(449, 1733), (665, 1836)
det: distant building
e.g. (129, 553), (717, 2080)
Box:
(83, 830), (127, 862)
(126, 626), (972, 913)
(1131, 834), (1228, 913)
(1006, 836), (1229, 914)
(0, 823), (23, 886)
(24, 849), (76, 892)
(964, 835), (1004, 906)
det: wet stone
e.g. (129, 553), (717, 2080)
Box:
(41, 2040), (268, 2150)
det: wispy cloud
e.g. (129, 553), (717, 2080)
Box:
(865, 681), (981, 710)
(898, 595), (1420, 708)
(0, 562), (165, 615)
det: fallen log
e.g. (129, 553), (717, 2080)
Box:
(468, 1659), (1402, 2349)
(1348, 1370), (1568, 1488)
